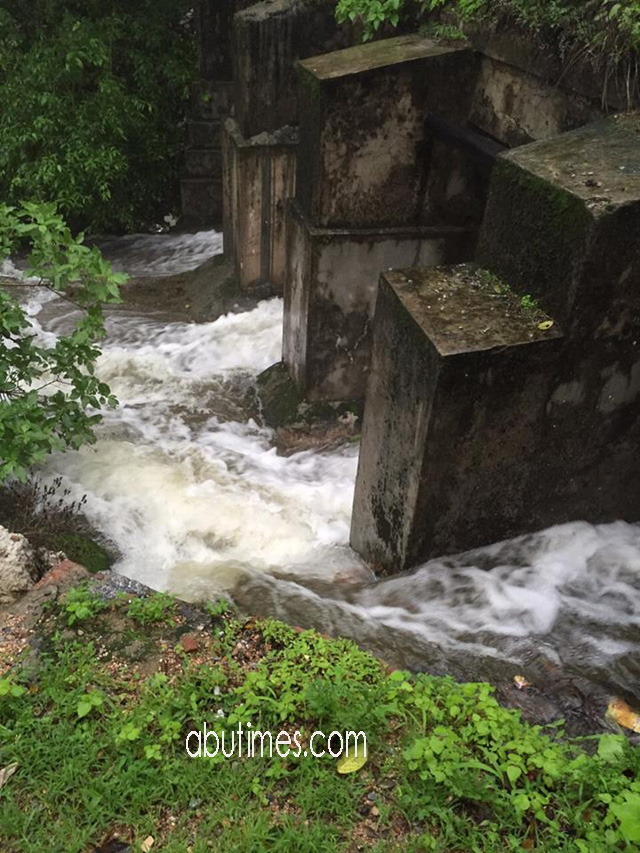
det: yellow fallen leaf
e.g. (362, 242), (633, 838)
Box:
(514, 675), (531, 690)
(607, 698), (640, 733)
(538, 320), (554, 330)
(337, 744), (368, 774)
(140, 836), (155, 852)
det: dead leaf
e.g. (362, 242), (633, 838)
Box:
(514, 675), (532, 690)
(0, 763), (18, 789)
(337, 744), (367, 774)
(140, 836), (155, 852)
(607, 697), (640, 732)
(538, 320), (554, 331)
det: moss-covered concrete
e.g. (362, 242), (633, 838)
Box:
(296, 35), (479, 229)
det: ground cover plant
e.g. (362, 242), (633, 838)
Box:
(1, 588), (640, 852)
(0, 0), (196, 232)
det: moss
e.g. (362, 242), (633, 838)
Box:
(48, 533), (114, 574)
(256, 362), (303, 427)
(479, 157), (591, 322)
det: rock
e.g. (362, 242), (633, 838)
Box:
(0, 526), (41, 605)
(33, 560), (91, 591)
(179, 633), (200, 653)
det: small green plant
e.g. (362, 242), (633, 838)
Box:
(127, 592), (176, 626)
(76, 690), (104, 719)
(520, 292), (540, 312)
(206, 597), (230, 618)
(63, 583), (108, 625)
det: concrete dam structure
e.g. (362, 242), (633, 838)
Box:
(194, 0), (640, 573)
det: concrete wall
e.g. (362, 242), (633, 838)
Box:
(284, 201), (475, 399)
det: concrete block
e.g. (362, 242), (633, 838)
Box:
(479, 115), (640, 336)
(283, 201), (476, 401)
(351, 265), (563, 570)
(469, 55), (600, 147)
(222, 120), (298, 295)
(296, 35), (479, 229)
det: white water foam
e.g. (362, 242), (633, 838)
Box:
(13, 230), (640, 692)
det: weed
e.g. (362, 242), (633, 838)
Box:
(62, 583), (108, 626)
(127, 592), (176, 626)
(1, 605), (639, 851)
(520, 292), (541, 312)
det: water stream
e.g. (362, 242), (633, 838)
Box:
(7, 231), (640, 707)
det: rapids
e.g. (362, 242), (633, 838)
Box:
(6, 231), (640, 704)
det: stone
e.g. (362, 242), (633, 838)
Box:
(255, 361), (303, 427)
(34, 560), (91, 590)
(296, 35), (479, 229)
(222, 120), (298, 295)
(283, 200), (476, 400)
(350, 265), (562, 570)
(0, 526), (42, 605)
(179, 633), (201, 654)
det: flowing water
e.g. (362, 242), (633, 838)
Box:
(6, 231), (640, 707)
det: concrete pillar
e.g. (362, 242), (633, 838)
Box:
(222, 122), (298, 296)
(223, 0), (349, 294)
(351, 116), (640, 570)
(284, 35), (481, 401)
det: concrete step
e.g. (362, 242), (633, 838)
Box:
(180, 177), (223, 226)
(187, 120), (222, 149)
(185, 148), (222, 178)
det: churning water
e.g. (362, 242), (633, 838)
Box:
(8, 231), (640, 702)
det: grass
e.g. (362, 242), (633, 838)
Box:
(1, 588), (640, 851)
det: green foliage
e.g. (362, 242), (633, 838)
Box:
(0, 0), (195, 232)
(336, 0), (404, 38)
(206, 597), (231, 619)
(519, 292), (540, 312)
(62, 582), (108, 625)
(127, 592), (176, 626)
(2, 605), (640, 851)
(0, 203), (124, 481)
(336, 0), (640, 73)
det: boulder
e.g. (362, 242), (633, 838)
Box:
(0, 526), (42, 605)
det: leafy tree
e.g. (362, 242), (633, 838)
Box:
(0, 203), (125, 482)
(0, 0), (196, 233)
